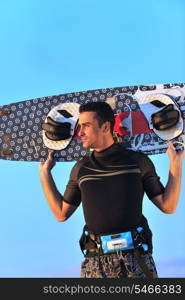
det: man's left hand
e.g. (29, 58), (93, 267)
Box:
(167, 140), (185, 163)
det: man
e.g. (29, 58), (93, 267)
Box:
(39, 102), (184, 278)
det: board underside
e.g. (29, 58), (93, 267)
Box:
(0, 83), (185, 162)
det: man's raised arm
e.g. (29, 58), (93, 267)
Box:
(151, 141), (185, 213)
(39, 151), (77, 221)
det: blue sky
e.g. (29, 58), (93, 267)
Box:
(0, 0), (185, 277)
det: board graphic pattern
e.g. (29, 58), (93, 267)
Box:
(0, 83), (185, 162)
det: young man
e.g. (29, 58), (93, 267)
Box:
(39, 102), (184, 278)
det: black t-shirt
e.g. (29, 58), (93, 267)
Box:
(63, 143), (165, 235)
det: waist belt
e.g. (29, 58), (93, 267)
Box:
(80, 227), (148, 256)
(79, 225), (153, 278)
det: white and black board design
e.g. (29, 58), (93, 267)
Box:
(0, 83), (185, 162)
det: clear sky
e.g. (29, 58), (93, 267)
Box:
(0, 0), (185, 277)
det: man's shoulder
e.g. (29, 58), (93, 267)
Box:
(119, 146), (152, 167)
(76, 154), (90, 165)
(72, 155), (90, 170)
(119, 145), (148, 159)
(69, 155), (90, 180)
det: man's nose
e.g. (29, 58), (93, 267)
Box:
(78, 126), (84, 137)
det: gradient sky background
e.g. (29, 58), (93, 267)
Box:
(0, 0), (185, 278)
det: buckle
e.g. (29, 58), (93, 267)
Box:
(133, 227), (149, 252)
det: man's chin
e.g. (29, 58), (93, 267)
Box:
(81, 141), (93, 149)
(82, 143), (90, 149)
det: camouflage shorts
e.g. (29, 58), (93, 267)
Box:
(80, 251), (158, 278)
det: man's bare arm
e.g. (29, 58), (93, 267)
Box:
(39, 151), (77, 221)
(151, 141), (184, 213)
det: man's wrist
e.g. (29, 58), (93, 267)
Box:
(39, 167), (52, 176)
(170, 162), (182, 175)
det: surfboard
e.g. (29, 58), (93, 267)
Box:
(0, 82), (184, 162)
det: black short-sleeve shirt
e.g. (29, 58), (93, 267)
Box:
(63, 143), (165, 234)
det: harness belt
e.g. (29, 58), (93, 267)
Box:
(79, 224), (153, 278)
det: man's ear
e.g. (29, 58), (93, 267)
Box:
(102, 121), (111, 133)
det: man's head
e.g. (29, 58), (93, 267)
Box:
(78, 102), (115, 150)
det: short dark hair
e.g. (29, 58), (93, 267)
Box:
(79, 101), (115, 133)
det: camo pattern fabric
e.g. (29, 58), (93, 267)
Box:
(80, 251), (158, 278)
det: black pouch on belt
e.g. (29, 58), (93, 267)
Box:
(79, 226), (98, 255)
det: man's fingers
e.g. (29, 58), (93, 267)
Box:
(167, 140), (185, 157)
(48, 150), (55, 160)
(167, 140), (172, 147)
(167, 140), (176, 153)
(167, 140), (174, 147)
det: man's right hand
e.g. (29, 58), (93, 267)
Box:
(39, 151), (56, 173)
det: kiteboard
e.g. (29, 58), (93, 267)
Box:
(0, 82), (185, 162)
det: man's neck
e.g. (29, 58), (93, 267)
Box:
(94, 140), (114, 152)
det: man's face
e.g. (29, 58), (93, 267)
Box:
(78, 111), (104, 149)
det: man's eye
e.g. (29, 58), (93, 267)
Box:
(82, 124), (90, 128)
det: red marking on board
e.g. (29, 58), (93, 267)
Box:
(114, 112), (130, 136)
(114, 111), (152, 136)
